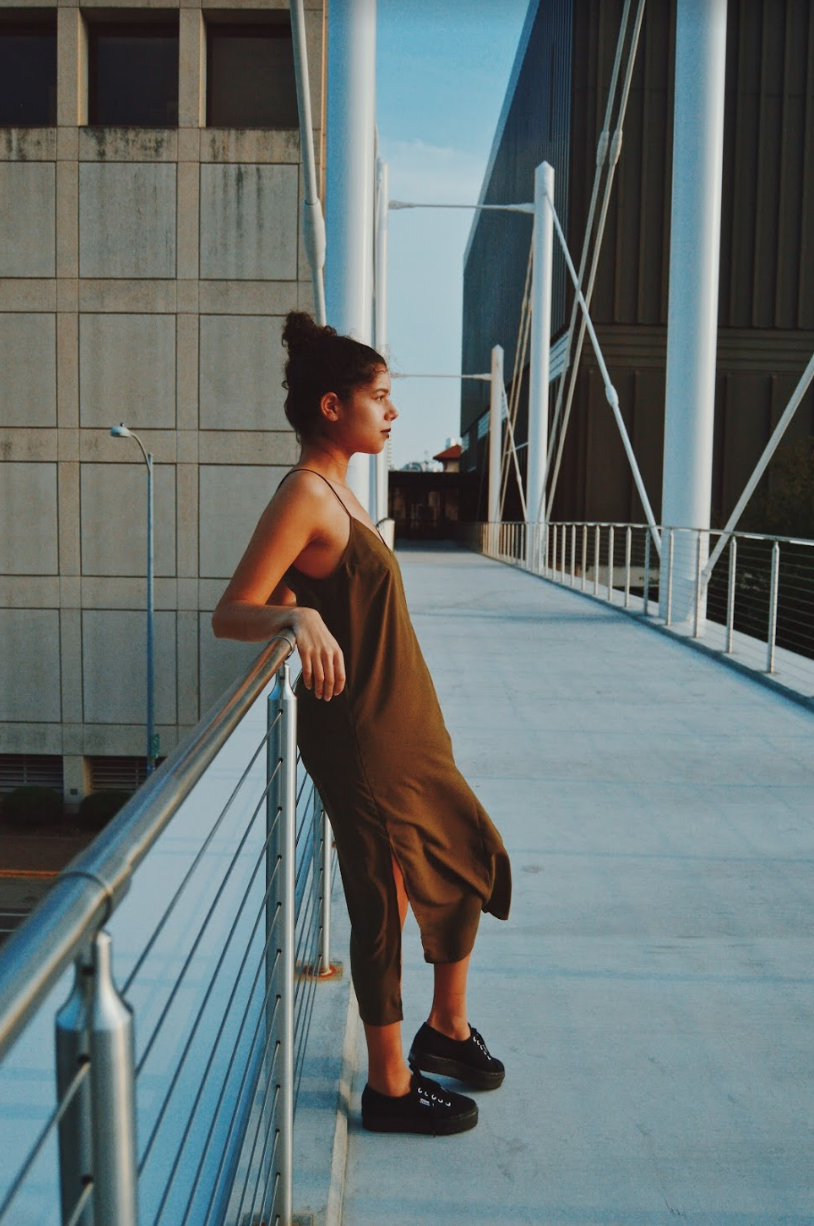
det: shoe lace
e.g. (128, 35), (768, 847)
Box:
(417, 1080), (451, 1108)
(470, 1027), (492, 1058)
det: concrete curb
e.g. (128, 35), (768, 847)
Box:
(325, 979), (359, 1226)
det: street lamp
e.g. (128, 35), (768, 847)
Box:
(110, 424), (157, 775)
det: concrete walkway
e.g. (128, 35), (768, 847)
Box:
(337, 543), (814, 1225)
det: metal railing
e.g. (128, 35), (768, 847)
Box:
(0, 636), (334, 1226)
(467, 521), (814, 701)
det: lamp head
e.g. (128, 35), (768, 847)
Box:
(110, 424), (131, 438)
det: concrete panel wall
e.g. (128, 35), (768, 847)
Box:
(199, 612), (260, 713)
(0, 315), (57, 427)
(79, 463), (177, 576)
(82, 609), (177, 724)
(199, 164), (298, 280)
(0, 463), (59, 575)
(0, 610), (61, 721)
(79, 163), (177, 279)
(0, 163), (56, 278)
(198, 464), (286, 578)
(199, 315), (287, 430)
(0, 3), (326, 779)
(79, 314), (176, 428)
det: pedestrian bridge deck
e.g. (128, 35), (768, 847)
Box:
(314, 541), (813, 1226)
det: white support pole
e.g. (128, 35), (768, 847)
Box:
(326, 0), (377, 511)
(660, 0), (727, 623)
(374, 157), (390, 527)
(527, 162), (554, 567)
(488, 345), (504, 525)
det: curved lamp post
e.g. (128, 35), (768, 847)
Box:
(110, 424), (156, 775)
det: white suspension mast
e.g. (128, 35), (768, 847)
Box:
(526, 162), (555, 566)
(289, 0), (327, 326)
(374, 156), (390, 526)
(661, 0), (728, 622)
(326, 0), (378, 510)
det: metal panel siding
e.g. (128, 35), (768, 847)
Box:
(461, 0), (573, 435)
(722, 0), (814, 328)
(463, 0), (814, 527)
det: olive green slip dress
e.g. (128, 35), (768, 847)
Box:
(279, 468), (512, 1026)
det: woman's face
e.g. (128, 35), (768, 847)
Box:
(340, 367), (399, 453)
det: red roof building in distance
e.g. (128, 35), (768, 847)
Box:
(433, 443), (462, 472)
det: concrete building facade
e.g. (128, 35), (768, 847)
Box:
(0, 0), (325, 802)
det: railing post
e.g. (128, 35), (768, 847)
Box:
(56, 955), (94, 1226)
(643, 530), (651, 615)
(726, 536), (737, 653)
(265, 663), (296, 1226)
(767, 541), (780, 673)
(593, 526), (600, 597)
(88, 932), (138, 1226)
(624, 526), (632, 608)
(665, 529), (675, 627)
(319, 807), (332, 975)
(581, 525), (587, 591)
(560, 526), (566, 584)
(570, 524), (576, 585)
(693, 529), (704, 638)
(607, 526), (615, 601)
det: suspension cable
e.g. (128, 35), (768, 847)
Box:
(543, 0), (647, 525)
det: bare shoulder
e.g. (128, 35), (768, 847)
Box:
(271, 469), (339, 539)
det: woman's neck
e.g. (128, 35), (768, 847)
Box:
(297, 441), (352, 486)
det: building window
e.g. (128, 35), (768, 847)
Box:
(207, 21), (297, 129)
(88, 19), (179, 127)
(0, 14), (57, 127)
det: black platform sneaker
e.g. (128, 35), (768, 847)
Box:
(361, 1071), (479, 1135)
(408, 1022), (505, 1090)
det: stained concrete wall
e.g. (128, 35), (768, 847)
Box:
(0, 0), (326, 793)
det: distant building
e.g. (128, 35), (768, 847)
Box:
(433, 443), (462, 473)
(461, 0), (814, 526)
(0, 4), (326, 803)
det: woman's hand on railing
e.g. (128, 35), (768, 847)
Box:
(288, 607), (346, 701)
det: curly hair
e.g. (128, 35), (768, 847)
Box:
(281, 312), (387, 441)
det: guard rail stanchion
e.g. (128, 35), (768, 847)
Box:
(665, 530), (675, 627)
(320, 808), (332, 975)
(593, 526), (600, 597)
(694, 530), (704, 638)
(266, 672), (284, 1224)
(278, 664), (297, 1226)
(643, 530), (651, 614)
(608, 526), (615, 601)
(55, 956), (94, 1226)
(570, 524), (577, 586)
(88, 932), (138, 1226)
(767, 541), (780, 673)
(581, 525), (588, 591)
(624, 526), (632, 608)
(726, 537), (737, 653)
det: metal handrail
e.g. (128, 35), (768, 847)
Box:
(470, 520), (814, 702)
(0, 633), (295, 1064)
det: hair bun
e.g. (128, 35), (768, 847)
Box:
(281, 311), (336, 355)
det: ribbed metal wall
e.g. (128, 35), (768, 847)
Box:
(462, 0), (814, 527)
(461, 0), (573, 439)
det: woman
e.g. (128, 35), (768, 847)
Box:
(212, 312), (511, 1136)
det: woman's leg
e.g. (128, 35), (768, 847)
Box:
(362, 853), (411, 1095)
(427, 953), (472, 1041)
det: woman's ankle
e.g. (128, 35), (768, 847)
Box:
(366, 1065), (412, 1097)
(426, 1011), (470, 1041)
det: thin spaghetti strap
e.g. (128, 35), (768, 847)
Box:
(279, 466), (352, 520)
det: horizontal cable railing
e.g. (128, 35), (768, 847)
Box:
(0, 636), (335, 1226)
(466, 521), (814, 701)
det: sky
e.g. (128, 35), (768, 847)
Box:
(375, 0), (530, 468)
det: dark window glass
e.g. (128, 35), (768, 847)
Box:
(207, 26), (298, 128)
(0, 23), (57, 126)
(89, 23), (178, 126)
